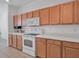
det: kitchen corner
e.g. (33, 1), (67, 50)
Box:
(8, 0), (79, 58)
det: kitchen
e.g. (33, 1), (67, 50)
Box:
(0, 0), (79, 58)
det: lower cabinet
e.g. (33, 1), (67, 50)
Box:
(36, 38), (46, 58)
(8, 34), (22, 51)
(36, 37), (79, 58)
(63, 47), (79, 58)
(8, 34), (13, 47)
(12, 35), (17, 48)
(47, 40), (61, 58)
(16, 35), (22, 50)
(63, 42), (79, 58)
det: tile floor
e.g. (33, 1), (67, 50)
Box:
(0, 39), (33, 58)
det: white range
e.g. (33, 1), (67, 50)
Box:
(23, 27), (42, 57)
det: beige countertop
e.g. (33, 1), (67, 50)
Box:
(9, 32), (24, 35)
(36, 34), (79, 43)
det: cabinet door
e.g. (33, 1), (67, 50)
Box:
(50, 5), (60, 24)
(8, 34), (13, 47)
(40, 8), (50, 25)
(12, 35), (17, 48)
(16, 35), (22, 50)
(47, 40), (61, 58)
(13, 16), (16, 27)
(74, 1), (79, 24)
(60, 2), (74, 24)
(33, 10), (39, 17)
(27, 12), (32, 18)
(63, 47), (79, 58)
(17, 15), (22, 26)
(13, 16), (18, 27)
(21, 13), (28, 26)
(47, 44), (61, 58)
(36, 38), (46, 58)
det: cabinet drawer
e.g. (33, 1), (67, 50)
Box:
(63, 41), (79, 49)
(47, 39), (61, 45)
(36, 38), (46, 42)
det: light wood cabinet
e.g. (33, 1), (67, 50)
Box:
(47, 40), (61, 58)
(8, 34), (22, 51)
(40, 8), (50, 25)
(16, 35), (22, 50)
(63, 41), (79, 58)
(63, 47), (79, 58)
(36, 38), (46, 58)
(60, 2), (74, 24)
(33, 10), (39, 17)
(27, 12), (33, 18)
(13, 1), (79, 25)
(36, 37), (79, 58)
(13, 15), (18, 27)
(12, 35), (17, 48)
(13, 15), (22, 27)
(21, 13), (28, 26)
(13, 16), (16, 27)
(50, 5), (60, 24)
(36, 38), (61, 58)
(8, 34), (13, 47)
(74, 1), (79, 24)
(17, 15), (22, 26)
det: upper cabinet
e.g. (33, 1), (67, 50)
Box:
(13, 16), (15, 27)
(33, 10), (39, 17)
(13, 1), (79, 26)
(50, 5), (60, 24)
(17, 15), (22, 26)
(40, 8), (50, 25)
(60, 2), (74, 24)
(13, 15), (22, 27)
(74, 1), (79, 24)
(27, 12), (33, 18)
(21, 13), (28, 26)
(13, 15), (18, 27)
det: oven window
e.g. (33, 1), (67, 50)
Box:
(24, 40), (32, 47)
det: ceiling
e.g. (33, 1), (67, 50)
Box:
(5, 0), (74, 7)
(8, 0), (37, 7)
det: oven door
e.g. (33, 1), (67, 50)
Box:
(23, 35), (35, 51)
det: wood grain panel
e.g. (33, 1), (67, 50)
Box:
(40, 8), (50, 25)
(27, 12), (33, 18)
(33, 10), (39, 17)
(47, 44), (61, 58)
(63, 47), (79, 58)
(8, 34), (13, 47)
(74, 1), (79, 24)
(47, 39), (61, 45)
(21, 13), (28, 26)
(16, 35), (22, 50)
(60, 2), (74, 24)
(36, 38), (46, 58)
(50, 5), (60, 24)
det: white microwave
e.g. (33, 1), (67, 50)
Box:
(26, 17), (40, 26)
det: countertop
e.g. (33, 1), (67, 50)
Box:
(36, 34), (79, 43)
(9, 32), (24, 35)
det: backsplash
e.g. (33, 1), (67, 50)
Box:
(40, 25), (79, 36)
(24, 27), (43, 34)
